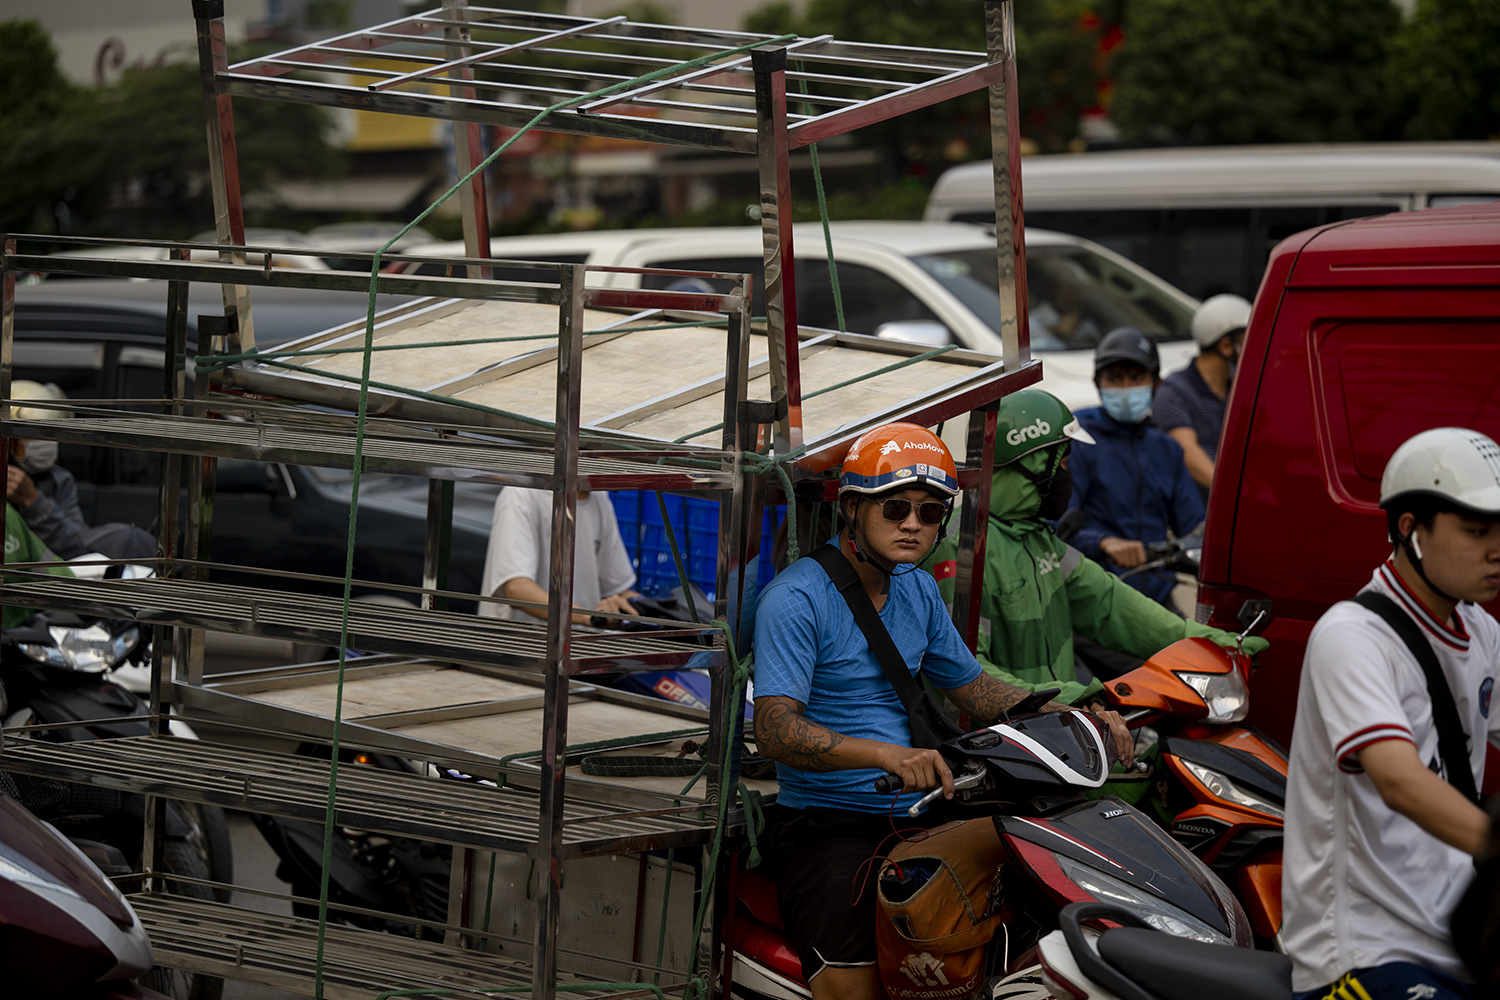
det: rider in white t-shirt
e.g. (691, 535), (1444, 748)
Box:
(479, 487), (638, 623)
(1283, 428), (1500, 1000)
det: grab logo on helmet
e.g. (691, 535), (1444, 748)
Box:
(1005, 417), (1052, 447)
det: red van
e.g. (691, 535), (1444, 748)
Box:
(1196, 203), (1500, 759)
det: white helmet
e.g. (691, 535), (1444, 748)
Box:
(8, 380), (69, 422)
(1190, 294), (1251, 349)
(1380, 427), (1500, 520)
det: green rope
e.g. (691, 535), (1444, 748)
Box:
(737, 783), (766, 869)
(681, 618), (753, 994)
(652, 847), (677, 988)
(796, 63), (844, 334)
(307, 30), (795, 999)
(653, 491), (700, 625)
(648, 767), (705, 983)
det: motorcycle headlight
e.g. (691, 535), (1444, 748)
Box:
(1180, 760), (1284, 820)
(18, 643), (69, 669)
(45, 624), (140, 674)
(1053, 853), (1232, 946)
(1174, 669), (1249, 723)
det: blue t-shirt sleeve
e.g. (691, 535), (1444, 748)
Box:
(751, 577), (821, 704)
(1152, 379), (1192, 434)
(914, 572), (983, 689)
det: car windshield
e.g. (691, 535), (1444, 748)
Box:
(910, 245), (1194, 351)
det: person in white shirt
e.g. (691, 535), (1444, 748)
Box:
(1283, 427), (1500, 1000)
(479, 487), (638, 624)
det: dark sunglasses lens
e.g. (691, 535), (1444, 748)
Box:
(880, 499), (912, 522)
(918, 502), (948, 525)
(879, 498), (948, 524)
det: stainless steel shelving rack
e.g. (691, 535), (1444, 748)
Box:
(1, 2), (1038, 997)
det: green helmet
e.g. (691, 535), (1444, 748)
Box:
(993, 388), (1096, 467)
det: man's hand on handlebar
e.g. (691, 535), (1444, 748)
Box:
(875, 745), (954, 798)
(1087, 701), (1134, 767)
(1100, 536), (1147, 569)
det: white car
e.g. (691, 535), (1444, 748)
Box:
(391, 221), (1200, 415)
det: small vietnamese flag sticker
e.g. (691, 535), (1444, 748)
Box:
(932, 559), (957, 581)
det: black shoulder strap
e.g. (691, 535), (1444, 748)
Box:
(1351, 590), (1479, 804)
(807, 546), (925, 715)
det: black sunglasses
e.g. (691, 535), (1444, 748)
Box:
(876, 497), (950, 525)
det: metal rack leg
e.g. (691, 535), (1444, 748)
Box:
(533, 264), (586, 1000)
(985, 0), (1029, 371)
(192, 0), (256, 352)
(752, 46), (802, 455)
(442, 0), (493, 267)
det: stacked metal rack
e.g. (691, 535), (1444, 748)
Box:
(1, 2), (1038, 998)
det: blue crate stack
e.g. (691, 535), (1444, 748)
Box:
(609, 492), (786, 601)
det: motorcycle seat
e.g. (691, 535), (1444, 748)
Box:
(1097, 927), (1291, 1000)
(735, 860), (786, 931)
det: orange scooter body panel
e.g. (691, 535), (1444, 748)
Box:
(1106, 637), (1247, 720)
(1237, 856), (1284, 939)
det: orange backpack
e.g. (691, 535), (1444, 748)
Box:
(876, 817), (1007, 1000)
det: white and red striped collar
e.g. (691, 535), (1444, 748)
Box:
(1372, 559), (1469, 651)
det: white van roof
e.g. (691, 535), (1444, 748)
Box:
(925, 142), (1500, 216)
(398, 220), (1080, 265)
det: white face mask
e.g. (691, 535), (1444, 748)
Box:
(18, 440), (58, 475)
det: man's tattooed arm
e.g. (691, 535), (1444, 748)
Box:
(753, 696), (849, 772)
(942, 674), (1065, 727)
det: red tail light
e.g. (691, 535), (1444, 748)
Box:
(1195, 582), (1270, 633)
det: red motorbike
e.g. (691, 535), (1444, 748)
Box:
(1101, 605), (1288, 949)
(724, 704), (1252, 999)
(0, 778), (169, 1000)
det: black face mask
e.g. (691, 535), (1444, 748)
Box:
(1037, 466), (1073, 521)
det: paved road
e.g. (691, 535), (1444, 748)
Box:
(222, 811), (302, 1000)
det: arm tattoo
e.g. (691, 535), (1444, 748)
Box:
(948, 674), (1034, 727)
(754, 697), (848, 772)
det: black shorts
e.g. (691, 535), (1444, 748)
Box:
(763, 804), (940, 983)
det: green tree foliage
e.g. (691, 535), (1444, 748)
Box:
(742, 0), (1112, 161)
(1109, 0), (1400, 145)
(0, 19), (342, 237)
(1386, 0), (1500, 141)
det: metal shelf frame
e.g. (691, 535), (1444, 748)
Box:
(0, 2), (1035, 997)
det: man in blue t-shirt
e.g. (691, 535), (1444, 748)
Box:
(1153, 293), (1251, 502)
(753, 422), (1133, 1000)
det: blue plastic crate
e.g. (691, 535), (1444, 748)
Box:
(684, 496), (720, 533)
(641, 493), (685, 527)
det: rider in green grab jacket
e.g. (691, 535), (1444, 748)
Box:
(925, 389), (1267, 706)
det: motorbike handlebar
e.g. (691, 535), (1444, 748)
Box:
(874, 774), (902, 793)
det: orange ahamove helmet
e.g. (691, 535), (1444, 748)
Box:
(839, 423), (959, 500)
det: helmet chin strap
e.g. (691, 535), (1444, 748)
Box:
(1400, 528), (1460, 605)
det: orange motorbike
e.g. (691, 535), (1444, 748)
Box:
(1100, 605), (1288, 950)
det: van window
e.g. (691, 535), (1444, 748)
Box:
(1316, 320), (1500, 504)
(799, 262), (942, 335)
(1026, 205), (1401, 301)
(1427, 194), (1500, 207)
